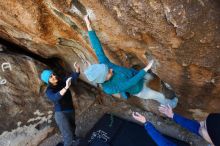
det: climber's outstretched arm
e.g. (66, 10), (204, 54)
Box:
(84, 15), (111, 64)
(132, 112), (176, 146)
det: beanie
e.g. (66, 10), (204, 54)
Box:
(41, 70), (53, 84)
(84, 64), (108, 84)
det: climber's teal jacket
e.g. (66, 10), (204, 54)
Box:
(88, 30), (146, 97)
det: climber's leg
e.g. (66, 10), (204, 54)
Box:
(143, 72), (154, 85)
(134, 79), (178, 108)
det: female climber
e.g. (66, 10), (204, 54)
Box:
(83, 15), (178, 108)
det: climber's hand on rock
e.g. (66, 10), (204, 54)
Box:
(144, 60), (154, 72)
(132, 112), (147, 123)
(158, 104), (174, 119)
(84, 15), (92, 31)
(74, 62), (80, 73)
(65, 77), (72, 89)
(84, 15), (89, 23)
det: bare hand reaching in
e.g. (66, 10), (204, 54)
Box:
(132, 112), (147, 124)
(158, 104), (174, 118)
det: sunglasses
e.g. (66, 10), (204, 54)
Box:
(50, 73), (57, 78)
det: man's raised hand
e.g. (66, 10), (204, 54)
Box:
(65, 77), (72, 89)
(74, 62), (80, 73)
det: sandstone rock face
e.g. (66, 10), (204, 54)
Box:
(0, 52), (54, 145)
(0, 0), (219, 119)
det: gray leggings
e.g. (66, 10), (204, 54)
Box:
(134, 73), (178, 108)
